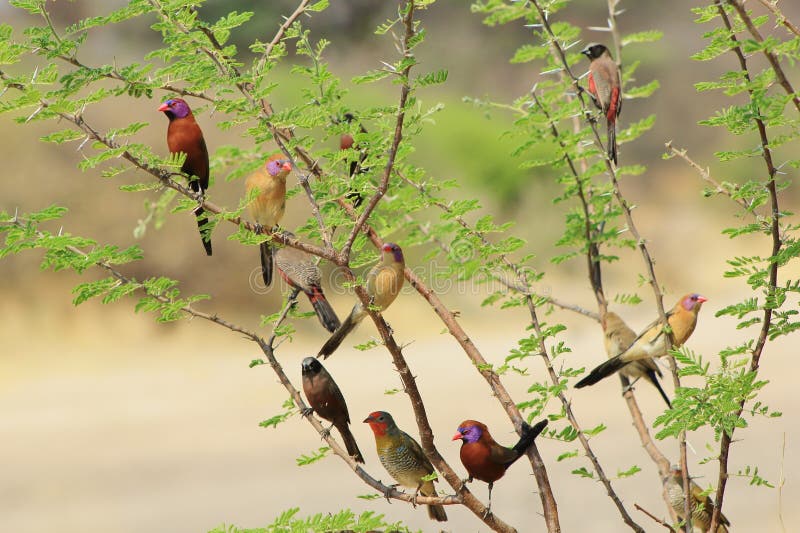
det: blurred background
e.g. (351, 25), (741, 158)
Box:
(2, 0), (799, 531)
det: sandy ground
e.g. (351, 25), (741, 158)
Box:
(1, 284), (797, 533)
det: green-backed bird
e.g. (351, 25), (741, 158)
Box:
(363, 411), (447, 522)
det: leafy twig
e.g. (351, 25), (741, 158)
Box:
(707, 4), (783, 530)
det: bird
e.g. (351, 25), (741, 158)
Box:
(245, 154), (292, 287)
(158, 98), (213, 255)
(575, 294), (707, 388)
(602, 311), (672, 407)
(664, 465), (730, 532)
(318, 242), (405, 358)
(363, 411), (447, 522)
(301, 357), (364, 463)
(582, 43), (622, 165)
(340, 112), (369, 208)
(452, 419), (548, 511)
(274, 235), (341, 333)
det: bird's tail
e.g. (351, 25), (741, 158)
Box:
(607, 120), (617, 165)
(318, 307), (363, 358)
(194, 206), (213, 256)
(336, 423), (364, 464)
(259, 241), (273, 286)
(645, 368), (672, 408)
(575, 355), (629, 388)
(511, 419), (548, 461)
(423, 484), (448, 522)
(427, 503), (448, 522)
(308, 287), (341, 333)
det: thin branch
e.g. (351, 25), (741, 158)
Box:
(727, 0), (800, 113)
(530, 91), (606, 314)
(8, 216), (466, 510)
(341, 4), (415, 263)
(755, 0), (800, 38)
(708, 4), (783, 530)
(255, 0), (312, 78)
(399, 172), (600, 322)
(634, 503), (674, 531)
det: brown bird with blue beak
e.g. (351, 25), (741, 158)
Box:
(159, 98), (213, 255)
(582, 43), (622, 165)
(576, 294), (707, 388)
(245, 154), (291, 287)
(453, 419), (547, 512)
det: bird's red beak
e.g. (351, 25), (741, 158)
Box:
(281, 162), (292, 172)
(451, 432), (463, 441)
(158, 103), (170, 112)
(697, 295), (708, 303)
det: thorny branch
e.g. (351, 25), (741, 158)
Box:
(3, 216), (465, 510)
(2, 0), (569, 529)
(704, 4), (783, 530)
(727, 0), (800, 113)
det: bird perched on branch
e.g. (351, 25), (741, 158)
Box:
(301, 357), (363, 463)
(602, 311), (672, 407)
(363, 411), (447, 522)
(158, 98), (213, 255)
(452, 419), (548, 511)
(340, 112), (369, 207)
(582, 43), (622, 165)
(575, 294), (707, 388)
(318, 243), (405, 358)
(275, 234), (340, 333)
(245, 154), (291, 287)
(664, 466), (730, 532)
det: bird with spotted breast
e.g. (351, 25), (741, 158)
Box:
(582, 43), (622, 165)
(363, 411), (447, 522)
(318, 243), (405, 358)
(664, 465), (730, 532)
(453, 419), (548, 512)
(301, 357), (363, 463)
(576, 294), (707, 389)
(245, 154), (291, 287)
(158, 98), (213, 255)
(602, 311), (672, 407)
(275, 234), (340, 333)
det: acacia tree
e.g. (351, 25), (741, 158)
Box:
(1, 0), (797, 531)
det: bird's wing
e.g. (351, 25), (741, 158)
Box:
(489, 443), (519, 466)
(401, 430), (436, 473)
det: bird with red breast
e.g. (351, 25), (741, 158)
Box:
(582, 43), (622, 165)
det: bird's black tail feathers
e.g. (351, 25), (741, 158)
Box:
(318, 308), (362, 358)
(575, 355), (628, 388)
(607, 120), (617, 165)
(194, 206), (213, 256)
(259, 241), (273, 286)
(511, 419), (548, 461)
(645, 368), (672, 408)
(309, 291), (342, 333)
(337, 423), (364, 464)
